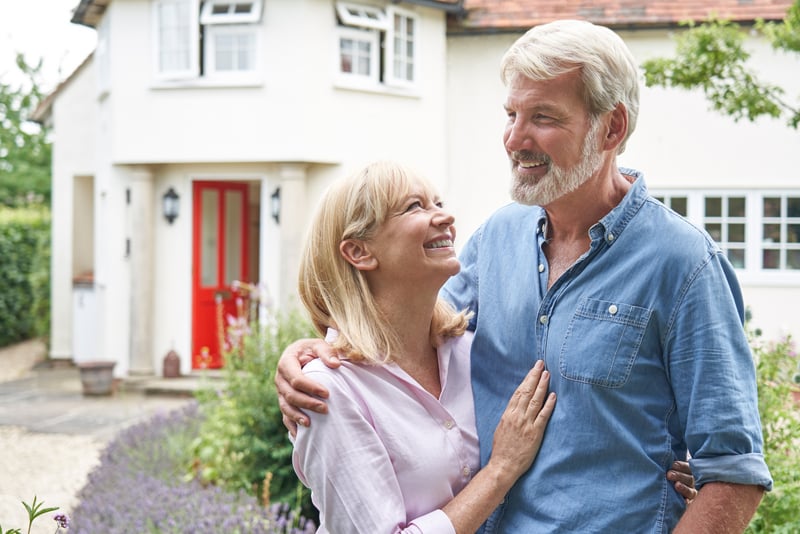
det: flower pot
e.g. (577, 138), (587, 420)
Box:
(78, 361), (117, 396)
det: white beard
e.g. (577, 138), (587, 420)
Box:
(510, 119), (604, 207)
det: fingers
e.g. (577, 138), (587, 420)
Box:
(282, 413), (299, 437)
(672, 480), (698, 503)
(667, 460), (698, 502)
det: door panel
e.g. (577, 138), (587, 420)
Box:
(192, 181), (249, 369)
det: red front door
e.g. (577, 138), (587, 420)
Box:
(192, 181), (249, 369)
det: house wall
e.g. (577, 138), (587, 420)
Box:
(49, 58), (98, 360)
(445, 29), (800, 343)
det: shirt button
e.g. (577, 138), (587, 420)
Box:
(462, 466), (471, 477)
(444, 420), (454, 429)
(538, 263), (545, 273)
(539, 315), (548, 325)
(607, 233), (615, 242)
(608, 304), (618, 315)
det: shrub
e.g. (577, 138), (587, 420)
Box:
(0, 207), (50, 347)
(71, 403), (315, 533)
(192, 288), (318, 520)
(747, 335), (800, 533)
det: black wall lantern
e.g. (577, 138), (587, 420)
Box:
(162, 187), (180, 224)
(270, 186), (281, 224)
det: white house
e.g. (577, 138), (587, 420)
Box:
(35, 0), (799, 377)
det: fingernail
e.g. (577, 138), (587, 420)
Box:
(297, 418), (307, 427)
(534, 360), (544, 369)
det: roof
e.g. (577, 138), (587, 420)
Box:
(450, 0), (795, 33)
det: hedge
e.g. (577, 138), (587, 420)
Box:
(0, 207), (50, 347)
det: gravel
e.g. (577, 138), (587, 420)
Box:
(0, 340), (105, 533)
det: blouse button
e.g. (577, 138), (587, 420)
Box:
(444, 420), (454, 430)
(538, 263), (545, 273)
(608, 304), (618, 315)
(539, 315), (548, 325)
(462, 466), (471, 477)
(608, 233), (615, 242)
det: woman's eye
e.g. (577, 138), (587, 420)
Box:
(435, 201), (444, 208)
(405, 201), (422, 212)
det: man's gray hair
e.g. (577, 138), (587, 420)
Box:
(500, 19), (640, 153)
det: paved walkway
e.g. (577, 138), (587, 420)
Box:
(0, 339), (203, 531)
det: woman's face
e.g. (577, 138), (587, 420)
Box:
(364, 183), (460, 291)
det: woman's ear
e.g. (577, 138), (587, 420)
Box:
(340, 239), (378, 271)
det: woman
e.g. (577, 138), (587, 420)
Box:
(292, 161), (556, 533)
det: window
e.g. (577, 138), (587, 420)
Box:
(761, 195), (800, 270)
(153, 0), (262, 81)
(703, 195), (747, 269)
(651, 189), (800, 276)
(335, 2), (418, 89)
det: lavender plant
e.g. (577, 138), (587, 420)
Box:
(70, 403), (315, 533)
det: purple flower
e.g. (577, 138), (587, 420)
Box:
(54, 512), (70, 529)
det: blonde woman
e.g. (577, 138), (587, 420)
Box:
(292, 161), (556, 533)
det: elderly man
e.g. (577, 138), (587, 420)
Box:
(276, 19), (771, 533)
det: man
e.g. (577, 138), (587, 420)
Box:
(276, 20), (771, 532)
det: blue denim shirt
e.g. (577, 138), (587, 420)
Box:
(442, 170), (772, 533)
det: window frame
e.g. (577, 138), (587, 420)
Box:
(335, 26), (380, 86)
(153, 0), (200, 81)
(200, 0), (263, 25)
(203, 24), (260, 77)
(384, 6), (417, 88)
(650, 189), (800, 283)
(334, 2), (420, 92)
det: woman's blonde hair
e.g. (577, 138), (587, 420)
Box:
(298, 161), (469, 364)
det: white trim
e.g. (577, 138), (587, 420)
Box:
(336, 2), (388, 30)
(200, 0), (263, 25)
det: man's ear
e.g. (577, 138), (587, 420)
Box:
(340, 239), (378, 271)
(601, 102), (628, 152)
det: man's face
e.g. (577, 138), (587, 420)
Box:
(503, 70), (604, 207)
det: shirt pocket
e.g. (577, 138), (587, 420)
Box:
(558, 297), (652, 388)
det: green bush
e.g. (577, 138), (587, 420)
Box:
(747, 334), (800, 533)
(192, 297), (317, 520)
(0, 207), (50, 347)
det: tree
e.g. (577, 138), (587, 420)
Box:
(0, 54), (51, 207)
(641, 0), (800, 129)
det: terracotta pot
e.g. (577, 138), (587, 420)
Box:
(78, 361), (117, 396)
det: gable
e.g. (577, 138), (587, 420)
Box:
(450, 0), (795, 33)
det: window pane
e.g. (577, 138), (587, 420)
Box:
(728, 249), (745, 269)
(762, 249), (780, 269)
(763, 197), (781, 217)
(787, 250), (800, 269)
(788, 224), (800, 243)
(705, 223), (722, 242)
(788, 197), (800, 218)
(763, 223), (781, 243)
(224, 190), (243, 284)
(728, 223), (745, 243)
(705, 197), (721, 217)
(728, 197), (745, 217)
(671, 197), (687, 216)
(201, 190), (219, 287)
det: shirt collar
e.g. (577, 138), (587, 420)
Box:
(533, 167), (646, 246)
